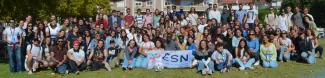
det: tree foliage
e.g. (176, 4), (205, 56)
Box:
(0, 0), (110, 22)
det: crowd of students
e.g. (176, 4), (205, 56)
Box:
(2, 3), (323, 76)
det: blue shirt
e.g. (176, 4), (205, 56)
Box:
(247, 39), (260, 53)
(112, 16), (117, 24)
(105, 36), (119, 49)
(187, 44), (197, 50)
(236, 10), (247, 24)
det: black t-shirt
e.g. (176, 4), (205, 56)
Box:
(67, 32), (80, 48)
(107, 46), (119, 57)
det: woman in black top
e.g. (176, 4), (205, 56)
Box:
(194, 40), (214, 75)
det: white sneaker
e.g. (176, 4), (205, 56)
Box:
(239, 67), (245, 71)
(105, 62), (111, 71)
(51, 73), (55, 75)
(202, 68), (207, 75)
(65, 70), (69, 74)
(28, 71), (32, 75)
(191, 60), (198, 67)
(32, 68), (36, 72)
(254, 61), (260, 66)
(207, 70), (212, 75)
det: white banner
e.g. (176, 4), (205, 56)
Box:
(147, 50), (193, 68)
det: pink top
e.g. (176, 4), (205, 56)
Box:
(144, 15), (153, 27)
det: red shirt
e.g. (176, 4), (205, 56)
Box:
(96, 19), (109, 29)
(124, 15), (134, 26)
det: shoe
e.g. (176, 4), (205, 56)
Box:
(105, 63), (111, 71)
(220, 69), (225, 74)
(226, 69), (230, 72)
(51, 70), (55, 75)
(75, 71), (80, 75)
(239, 67), (245, 71)
(202, 68), (207, 75)
(28, 71), (32, 75)
(191, 60), (198, 67)
(128, 67), (133, 70)
(51, 73), (55, 75)
(32, 68), (36, 72)
(207, 70), (212, 75)
(254, 61), (260, 66)
(65, 70), (69, 74)
(247, 67), (254, 70)
(122, 67), (127, 70)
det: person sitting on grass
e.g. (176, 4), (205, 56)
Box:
(260, 35), (278, 68)
(152, 39), (165, 72)
(49, 37), (68, 75)
(306, 29), (323, 59)
(278, 31), (295, 62)
(107, 40), (120, 69)
(194, 40), (214, 75)
(122, 39), (138, 70)
(87, 40), (111, 71)
(234, 39), (255, 70)
(136, 34), (155, 68)
(212, 42), (233, 73)
(25, 38), (44, 75)
(299, 32), (315, 64)
(67, 40), (87, 74)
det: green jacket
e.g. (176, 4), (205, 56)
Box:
(260, 43), (277, 61)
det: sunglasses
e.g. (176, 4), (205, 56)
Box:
(249, 34), (255, 35)
(58, 41), (63, 42)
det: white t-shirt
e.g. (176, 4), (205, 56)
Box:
(140, 41), (155, 53)
(45, 26), (61, 39)
(26, 44), (43, 58)
(68, 49), (85, 61)
(209, 10), (221, 23)
(198, 24), (208, 33)
(188, 13), (198, 25)
(279, 16), (288, 31)
(282, 38), (292, 47)
(3, 27), (23, 46)
(246, 9), (258, 23)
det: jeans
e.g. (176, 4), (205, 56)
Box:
(262, 60), (278, 68)
(135, 55), (149, 68)
(49, 60), (67, 73)
(122, 54), (137, 68)
(251, 52), (260, 62)
(279, 46), (291, 61)
(234, 58), (255, 68)
(68, 59), (87, 73)
(248, 23), (254, 29)
(215, 59), (234, 71)
(197, 61), (214, 72)
(7, 46), (22, 73)
(301, 50), (316, 64)
(315, 45), (323, 57)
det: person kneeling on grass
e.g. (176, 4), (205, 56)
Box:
(235, 39), (255, 70)
(122, 39), (138, 70)
(212, 42), (233, 73)
(25, 38), (45, 75)
(260, 35), (278, 68)
(107, 40), (120, 69)
(49, 38), (68, 75)
(194, 40), (214, 75)
(87, 40), (111, 71)
(298, 32), (315, 64)
(67, 40), (87, 74)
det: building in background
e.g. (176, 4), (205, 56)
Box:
(110, 0), (219, 16)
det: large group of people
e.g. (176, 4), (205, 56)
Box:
(2, 3), (323, 76)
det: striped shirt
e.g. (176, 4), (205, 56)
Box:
(135, 15), (144, 28)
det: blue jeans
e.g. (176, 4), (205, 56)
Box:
(279, 46), (291, 61)
(7, 46), (22, 73)
(122, 54), (137, 68)
(301, 50), (316, 64)
(234, 58), (255, 68)
(49, 60), (67, 73)
(262, 60), (278, 68)
(197, 61), (215, 72)
(315, 45), (323, 57)
(215, 60), (234, 71)
(135, 55), (149, 68)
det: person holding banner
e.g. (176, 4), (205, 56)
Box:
(234, 39), (255, 70)
(194, 40), (214, 75)
(122, 40), (138, 70)
(212, 43), (234, 73)
(153, 39), (165, 72)
(260, 35), (278, 68)
(136, 34), (155, 68)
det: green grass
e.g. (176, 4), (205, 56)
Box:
(1, 40), (325, 78)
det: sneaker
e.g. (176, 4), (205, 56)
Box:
(128, 67), (133, 70)
(75, 71), (79, 75)
(220, 69), (225, 74)
(207, 70), (212, 75)
(225, 69), (230, 72)
(51, 72), (55, 75)
(28, 71), (32, 75)
(202, 69), (207, 75)
(51, 71), (55, 75)
(246, 67), (254, 70)
(122, 67), (127, 70)
(254, 61), (260, 66)
(239, 67), (245, 71)
(191, 60), (198, 67)
(105, 63), (111, 71)
(65, 70), (69, 74)
(32, 68), (36, 72)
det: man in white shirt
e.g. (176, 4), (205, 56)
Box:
(3, 19), (23, 73)
(198, 18), (208, 33)
(25, 38), (43, 75)
(209, 4), (221, 23)
(244, 3), (259, 29)
(67, 40), (86, 74)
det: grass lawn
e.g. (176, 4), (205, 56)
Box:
(1, 40), (325, 78)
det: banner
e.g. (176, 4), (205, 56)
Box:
(147, 50), (193, 68)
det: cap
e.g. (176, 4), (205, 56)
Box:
(33, 38), (39, 42)
(73, 40), (80, 45)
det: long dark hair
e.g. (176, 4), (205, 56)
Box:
(155, 39), (165, 48)
(127, 39), (138, 48)
(120, 30), (128, 41)
(198, 40), (208, 51)
(186, 36), (195, 46)
(37, 22), (46, 38)
(237, 39), (252, 56)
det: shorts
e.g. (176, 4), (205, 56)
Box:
(24, 55), (38, 71)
